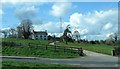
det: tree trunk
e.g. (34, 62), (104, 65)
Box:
(23, 32), (30, 39)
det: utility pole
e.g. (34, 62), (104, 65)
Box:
(59, 17), (62, 33)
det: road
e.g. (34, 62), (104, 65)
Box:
(0, 50), (119, 67)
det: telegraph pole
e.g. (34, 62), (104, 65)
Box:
(59, 17), (62, 33)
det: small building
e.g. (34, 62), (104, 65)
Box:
(31, 31), (48, 40)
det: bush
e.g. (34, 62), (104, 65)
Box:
(105, 40), (114, 45)
(89, 41), (96, 44)
(1, 41), (16, 47)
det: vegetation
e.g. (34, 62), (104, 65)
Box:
(2, 60), (88, 69)
(1, 38), (48, 45)
(2, 60), (69, 67)
(56, 42), (117, 55)
(21, 19), (33, 39)
(1, 38), (117, 56)
(1, 38), (80, 58)
(2, 46), (79, 58)
(62, 25), (73, 44)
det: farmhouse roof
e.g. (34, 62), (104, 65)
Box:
(34, 31), (48, 35)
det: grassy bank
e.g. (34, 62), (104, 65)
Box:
(1, 38), (48, 45)
(1, 38), (79, 58)
(2, 46), (79, 58)
(56, 42), (117, 55)
(1, 38), (116, 55)
(2, 60), (87, 69)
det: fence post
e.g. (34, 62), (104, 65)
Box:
(71, 47), (73, 53)
(112, 49), (116, 56)
(54, 45), (56, 52)
(46, 45), (47, 50)
(78, 47), (84, 56)
(28, 43), (31, 47)
(64, 47), (66, 52)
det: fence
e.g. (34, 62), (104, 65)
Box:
(28, 43), (84, 56)
(1, 41), (84, 56)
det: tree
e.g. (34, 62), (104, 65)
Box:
(9, 28), (17, 38)
(63, 25), (73, 44)
(106, 33), (118, 45)
(20, 19), (33, 39)
(1, 29), (9, 38)
(73, 30), (80, 42)
(114, 33), (117, 42)
(109, 33), (117, 41)
(10, 28), (15, 35)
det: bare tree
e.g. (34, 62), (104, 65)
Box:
(106, 33), (118, 45)
(2, 30), (8, 38)
(10, 28), (15, 35)
(20, 19), (33, 39)
(63, 25), (73, 44)
(73, 30), (80, 42)
(9, 28), (17, 38)
(109, 33), (117, 41)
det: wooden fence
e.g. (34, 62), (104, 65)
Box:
(2, 41), (84, 56)
(28, 43), (84, 56)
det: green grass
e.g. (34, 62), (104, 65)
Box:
(1, 38), (117, 56)
(2, 60), (88, 69)
(1, 38), (80, 58)
(2, 46), (79, 58)
(1, 38), (48, 45)
(2, 60), (69, 67)
(56, 42), (117, 55)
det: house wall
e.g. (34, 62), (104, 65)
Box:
(34, 34), (48, 40)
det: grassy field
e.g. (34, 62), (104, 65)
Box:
(2, 46), (79, 58)
(1, 38), (48, 45)
(1, 38), (80, 58)
(1, 38), (117, 56)
(2, 60), (88, 69)
(56, 42), (116, 55)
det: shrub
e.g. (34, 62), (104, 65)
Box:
(105, 40), (114, 45)
(1, 41), (16, 47)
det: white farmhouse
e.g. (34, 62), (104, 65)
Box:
(31, 31), (48, 40)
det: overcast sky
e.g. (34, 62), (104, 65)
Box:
(0, 0), (118, 40)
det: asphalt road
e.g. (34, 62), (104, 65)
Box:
(0, 50), (119, 67)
